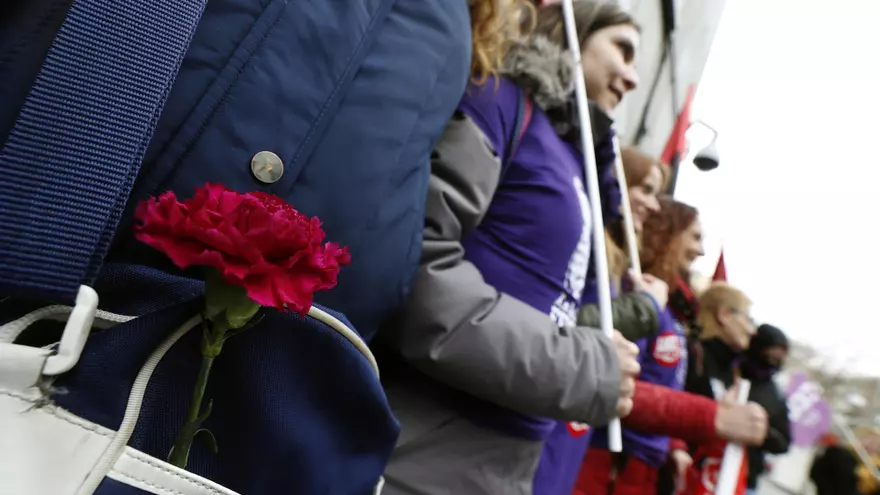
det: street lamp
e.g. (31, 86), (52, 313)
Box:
(667, 119), (721, 194)
(690, 120), (720, 171)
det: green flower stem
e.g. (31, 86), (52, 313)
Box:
(168, 315), (229, 469)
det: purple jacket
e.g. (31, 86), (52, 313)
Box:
(455, 54), (623, 436)
(382, 35), (624, 494)
(460, 39), (624, 495)
(458, 75), (593, 439)
(464, 57), (624, 495)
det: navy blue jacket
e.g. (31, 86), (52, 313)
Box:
(0, 0), (471, 343)
(1, 2), (470, 492)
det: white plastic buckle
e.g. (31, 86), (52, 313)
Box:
(42, 285), (99, 376)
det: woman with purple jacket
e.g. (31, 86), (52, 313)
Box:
(379, 1), (645, 493)
(577, 196), (702, 494)
(576, 196), (770, 495)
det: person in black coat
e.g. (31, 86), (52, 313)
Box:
(741, 323), (792, 492)
(810, 438), (859, 495)
(657, 282), (765, 495)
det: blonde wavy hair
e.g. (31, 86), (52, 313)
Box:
(606, 147), (670, 281)
(470, 0), (536, 83)
(696, 282), (751, 340)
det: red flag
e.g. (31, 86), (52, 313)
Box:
(680, 443), (748, 495)
(712, 251), (727, 282)
(661, 84), (697, 167)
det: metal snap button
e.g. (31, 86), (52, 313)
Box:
(251, 151), (284, 184)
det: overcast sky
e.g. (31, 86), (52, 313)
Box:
(675, 0), (880, 375)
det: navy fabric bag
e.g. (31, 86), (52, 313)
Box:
(61, 265), (396, 494)
(0, 0), (479, 491)
(0, 264), (395, 494)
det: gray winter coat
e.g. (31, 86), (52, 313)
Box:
(381, 36), (624, 495)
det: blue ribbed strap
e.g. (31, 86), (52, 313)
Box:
(0, 0), (207, 302)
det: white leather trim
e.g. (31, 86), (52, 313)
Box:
(0, 344), (51, 393)
(108, 447), (239, 495)
(0, 391), (113, 495)
(0, 390), (239, 495)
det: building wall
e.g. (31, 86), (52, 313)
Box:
(614, 0), (729, 156)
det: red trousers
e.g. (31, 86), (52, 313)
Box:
(574, 448), (659, 495)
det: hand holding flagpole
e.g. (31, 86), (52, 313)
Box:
(560, 0), (622, 452)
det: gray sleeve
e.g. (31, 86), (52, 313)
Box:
(387, 111), (621, 425)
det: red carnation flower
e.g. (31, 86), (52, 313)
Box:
(134, 183), (350, 314)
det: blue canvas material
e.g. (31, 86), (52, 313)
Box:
(0, 0), (208, 302)
(0, 0), (471, 343)
(0, 0), (472, 492)
(95, 479), (154, 495)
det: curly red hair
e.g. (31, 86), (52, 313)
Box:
(640, 196), (699, 288)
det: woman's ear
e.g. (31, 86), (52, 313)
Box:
(715, 306), (731, 330)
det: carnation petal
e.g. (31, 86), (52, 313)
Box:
(241, 275), (285, 310)
(271, 273), (316, 316)
(135, 183), (350, 312)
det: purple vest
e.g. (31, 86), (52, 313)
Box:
(590, 308), (688, 467)
(530, 278), (612, 495)
(533, 421), (594, 494)
(455, 79), (592, 442)
(461, 102), (591, 328)
(452, 78), (623, 494)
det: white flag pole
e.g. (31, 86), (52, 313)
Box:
(611, 136), (642, 277)
(560, 0), (622, 452)
(714, 379), (752, 495)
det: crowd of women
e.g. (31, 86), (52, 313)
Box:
(374, 1), (795, 494)
(0, 0), (802, 492)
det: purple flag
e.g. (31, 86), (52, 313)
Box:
(785, 372), (832, 447)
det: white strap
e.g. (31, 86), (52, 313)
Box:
(77, 313), (203, 494)
(307, 305), (379, 378)
(0, 286), (129, 399)
(0, 305), (134, 344)
(0, 286), (100, 376)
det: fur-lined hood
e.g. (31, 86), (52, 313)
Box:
(499, 33), (614, 154)
(499, 34), (622, 230)
(499, 35), (577, 111)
